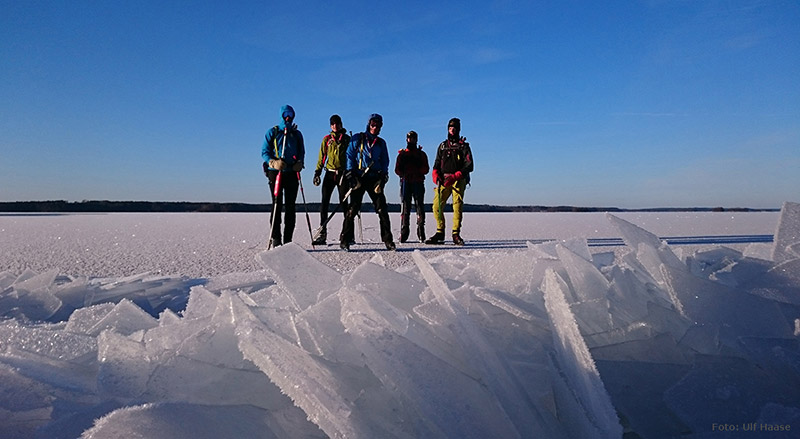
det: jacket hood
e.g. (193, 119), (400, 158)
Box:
(279, 105), (295, 130)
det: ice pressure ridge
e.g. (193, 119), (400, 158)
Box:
(1, 202), (799, 438)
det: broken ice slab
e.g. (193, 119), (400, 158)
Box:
(232, 292), (373, 438)
(340, 287), (521, 439)
(202, 269), (274, 293)
(413, 251), (554, 437)
(346, 260), (425, 312)
(772, 201), (800, 263)
(606, 214), (683, 272)
(85, 299), (158, 336)
(662, 262), (793, 339)
(594, 359), (691, 438)
(96, 330), (151, 398)
(0, 320), (96, 362)
(255, 242), (342, 311)
(542, 268), (623, 438)
(80, 402), (326, 439)
(743, 258), (800, 305)
(663, 354), (800, 433)
(455, 248), (537, 297)
(182, 285), (219, 319)
(556, 244), (610, 302)
(590, 332), (691, 365)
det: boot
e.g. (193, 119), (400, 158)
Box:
(340, 240), (350, 252)
(385, 241), (396, 251)
(399, 227), (409, 243)
(417, 223), (426, 242)
(312, 227), (327, 245)
(425, 231), (445, 245)
(452, 231), (465, 246)
(269, 237), (282, 248)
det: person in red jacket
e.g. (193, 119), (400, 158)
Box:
(394, 131), (429, 243)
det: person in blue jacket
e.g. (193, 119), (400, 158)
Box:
(339, 113), (396, 251)
(262, 105), (304, 247)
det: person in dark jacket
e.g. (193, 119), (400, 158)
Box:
(426, 117), (473, 246)
(394, 130), (429, 243)
(312, 114), (350, 245)
(339, 113), (396, 251)
(262, 105), (304, 248)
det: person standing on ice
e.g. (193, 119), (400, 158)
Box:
(339, 113), (396, 251)
(311, 114), (350, 245)
(426, 117), (473, 246)
(395, 130), (429, 243)
(262, 104), (305, 248)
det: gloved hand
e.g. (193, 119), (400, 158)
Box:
(346, 171), (361, 190)
(313, 170), (322, 186)
(269, 159), (286, 171)
(432, 169), (441, 185)
(374, 172), (389, 194)
(262, 162), (270, 176)
(292, 161), (303, 172)
(443, 171), (462, 187)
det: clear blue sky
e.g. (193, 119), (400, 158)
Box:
(2, 0), (799, 209)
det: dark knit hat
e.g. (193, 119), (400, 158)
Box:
(406, 130), (418, 142)
(330, 114), (342, 126)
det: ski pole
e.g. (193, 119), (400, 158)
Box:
(311, 161), (373, 241)
(297, 169), (315, 249)
(312, 185), (353, 240)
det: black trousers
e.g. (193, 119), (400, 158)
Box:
(400, 180), (426, 232)
(267, 170), (299, 242)
(341, 174), (394, 244)
(319, 170), (348, 229)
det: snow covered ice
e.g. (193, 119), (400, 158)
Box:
(0, 204), (799, 438)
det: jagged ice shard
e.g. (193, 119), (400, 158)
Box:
(0, 204), (799, 438)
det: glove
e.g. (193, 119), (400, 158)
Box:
(346, 171), (361, 190)
(443, 171), (462, 187)
(292, 161), (303, 172)
(313, 170), (322, 186)
(262, 162), (270, 176)
(269, 159), (286, 171)
(432, 169), (441, 185)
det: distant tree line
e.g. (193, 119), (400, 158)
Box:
(0, 200), (776, 213)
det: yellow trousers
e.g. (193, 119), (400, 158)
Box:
(432, 180), (467, 233)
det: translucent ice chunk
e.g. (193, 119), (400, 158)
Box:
(542, 268), (622, 438)
(772, 201), (800, 263)
(255, 243), (342, 310)
(97, 330), (151, 398)
(86, 299), (158, 336)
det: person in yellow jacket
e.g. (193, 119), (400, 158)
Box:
(312, 115), (351, 245)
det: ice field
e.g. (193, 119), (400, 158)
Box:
(1, 203), (799, 438)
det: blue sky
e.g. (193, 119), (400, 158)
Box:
(2, 0), (798, 209)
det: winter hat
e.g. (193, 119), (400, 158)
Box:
(366, 113), (383, 131)
(406, 130), (418, 144)
(329, 114), (342, 126)
(448, 117), (460, 135)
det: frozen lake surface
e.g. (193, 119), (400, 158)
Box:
(0, 211), (780, 277)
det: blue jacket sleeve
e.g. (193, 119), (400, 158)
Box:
(262, 128), (277, 162)
(379, 139), (390, 174)
(345, 134), (360, 172)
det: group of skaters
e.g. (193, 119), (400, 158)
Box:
(261, 105), (474, 251)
